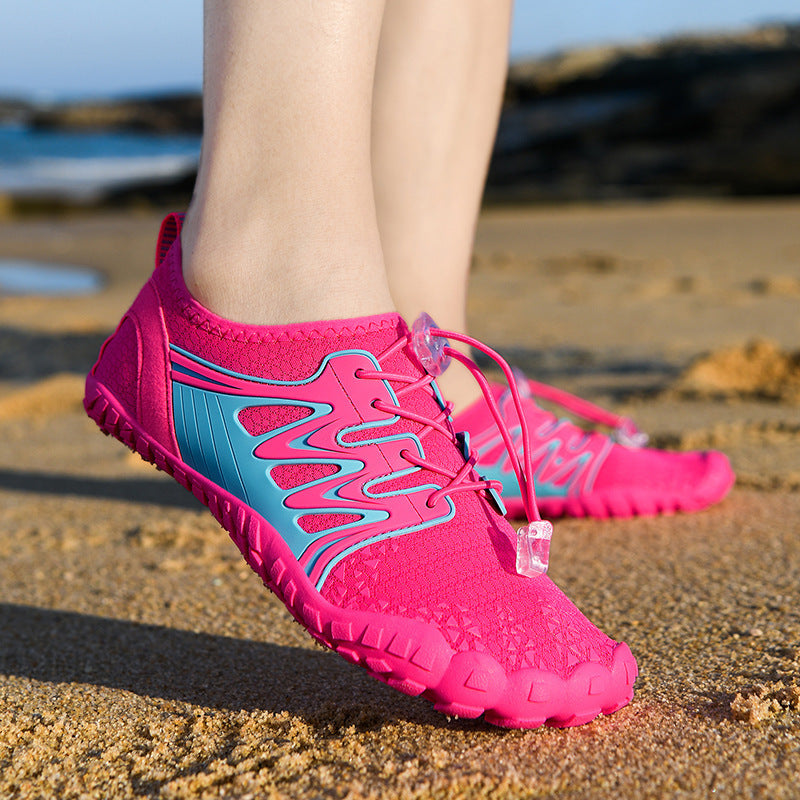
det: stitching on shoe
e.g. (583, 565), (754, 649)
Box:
(164, 246), (398, 343)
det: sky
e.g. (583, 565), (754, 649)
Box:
(1, 0), (799, 99)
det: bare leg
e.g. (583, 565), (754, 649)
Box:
(182, 0), (394, 325)
(372, 0), (513, 409)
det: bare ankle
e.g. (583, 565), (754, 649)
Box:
(180, 202), (395, 326)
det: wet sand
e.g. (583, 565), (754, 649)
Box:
(1, 200), (799, 799)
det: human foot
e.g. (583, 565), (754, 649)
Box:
(453, 373), (735, 519)
(84, 214), (636, 727)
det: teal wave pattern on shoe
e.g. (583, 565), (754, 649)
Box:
(170, 344), (455, 588)
(84, 211), (639, 727)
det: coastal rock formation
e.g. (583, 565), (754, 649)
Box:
(26, 92), (202, 134)
(488, 24), (800, 200)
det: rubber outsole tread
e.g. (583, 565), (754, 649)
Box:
(84, 378), (637, 728)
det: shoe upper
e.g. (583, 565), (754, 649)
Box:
(455, 379), (734, 516)
(89, 213), (620, 681)
(455, 384), (613, 501)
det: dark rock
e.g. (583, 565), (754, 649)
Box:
(0, 97), (32, 125)
(26, 92), (202, 134)
(488, 24), (800, 201)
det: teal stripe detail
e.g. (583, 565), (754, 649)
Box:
(180, 384), (204, 473)
(481, 456), (574, 499)
(194, 392), (227, 489)
(314, 497), (456, 590)
(189, 390), (210, 479)
(209, 394), (247, 502)
(363, 466), (441, 501)
(172, 383), (190, 459)
(170, 346), (454, 581)
(173, 363), (230, 387)
(479, 444), (593, 500)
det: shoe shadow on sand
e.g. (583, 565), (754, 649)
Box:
(0, 468), (203, 511)
(0, 326), (110, 380)
(473, 345), (681, 400)
(0, 603), (480, 732)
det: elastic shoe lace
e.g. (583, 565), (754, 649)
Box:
(362, 313), (554, 577)
(354, 335), (496, 512)
(509, 368), (649, 449)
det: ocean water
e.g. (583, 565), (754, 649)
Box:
(0, 259), (103, 295)
(0, 124), (200, 201)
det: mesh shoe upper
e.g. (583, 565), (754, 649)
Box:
(86, 213), (635, 726)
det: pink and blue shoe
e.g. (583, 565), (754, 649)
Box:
(454, 374), (735, 520)
(85, 213), (637, 728)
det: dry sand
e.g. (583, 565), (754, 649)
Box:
(1, 200), (799, 799)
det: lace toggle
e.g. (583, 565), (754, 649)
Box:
(410, 313), (451, 376)
(408, 314), (553, 576)
(613, 418), (649, 448)
(516, 520), (553, 577)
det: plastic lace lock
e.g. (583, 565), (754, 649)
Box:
(516, 520), (553, 577)
(613, 418), (649, 449)
(410, 313), (451, 377)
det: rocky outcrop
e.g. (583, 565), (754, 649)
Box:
(26, 93), (202, 134)
(488, 24), (800, 200)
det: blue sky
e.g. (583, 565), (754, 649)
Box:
(1, 0), (798, 99)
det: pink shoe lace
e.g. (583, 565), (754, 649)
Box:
(513, 369), (649, 449)
(407, 314), (553, 576)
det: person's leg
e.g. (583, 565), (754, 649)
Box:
(371, 2), (734, 519)
(85, 0), (638, 727)
(182, 0), (394, 326)
(372, 0), (513, 409)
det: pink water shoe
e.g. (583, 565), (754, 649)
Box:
(454, 373), (735, 519)
(85, 213), (637, 727)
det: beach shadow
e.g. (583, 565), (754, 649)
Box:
(473, 345), (680, 399)
(0, 603), (481, 732)
(0, 326), (110, 380)
(684, 689), (737, 723)
(0, 467), (201, 510)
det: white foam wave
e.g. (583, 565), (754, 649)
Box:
(0, 154), (198, 200)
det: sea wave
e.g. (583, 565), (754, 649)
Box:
(0, 124), (200, 201)
(0, 154), (198, 200)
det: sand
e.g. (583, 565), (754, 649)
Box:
(1, 200), (798, 799)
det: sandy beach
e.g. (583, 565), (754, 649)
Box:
(1, 200), (799, 798)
